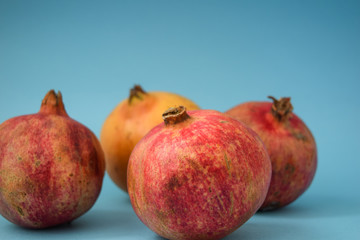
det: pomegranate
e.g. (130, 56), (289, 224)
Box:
(100, 85), (200, 192)
(127, 106), (271, 240)
(226, 96), (317, 211)
(0, 90), (105, 228)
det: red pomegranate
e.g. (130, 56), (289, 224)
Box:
(226, 96), (317, 211)
(127, 106), (271, 240)
(0, 90), (105, 228)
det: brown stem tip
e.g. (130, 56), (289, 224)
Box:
(39, 90), (68, 116)
(268, 96), (293, 121)
(162, 106), (190, 125)
(128, 85), (147, 104)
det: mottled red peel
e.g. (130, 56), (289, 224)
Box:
(128, 109), (272, 240)
(226, 98), (317, 211)
(0, 90), (105, 228)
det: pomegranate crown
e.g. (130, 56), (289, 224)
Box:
(39, 90), (68, 116)
(268, 96), (293, 121)
(128, 84), (147, 104)
(162, 106), (190, 125)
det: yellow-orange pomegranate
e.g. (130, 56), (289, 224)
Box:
(100, 85), (200, 192)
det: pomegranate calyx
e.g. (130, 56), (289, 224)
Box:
(162, 106), (190, 125)
(268, 96), (293, 122)
(39, 90), (68, 116)
(128, 85), (147, 104)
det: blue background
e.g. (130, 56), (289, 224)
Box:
(1, 0), (359, 239)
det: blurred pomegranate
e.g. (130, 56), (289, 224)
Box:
(226, 96), (317, 211)
(0, 90), (105, 228)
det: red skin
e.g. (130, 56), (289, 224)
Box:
(0, 91), (105, 228)
(226, 101), (317, 211)
(127, 109), (272, 240)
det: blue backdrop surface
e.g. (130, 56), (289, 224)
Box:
(1, 0), (359, 239)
